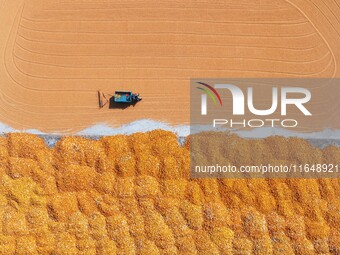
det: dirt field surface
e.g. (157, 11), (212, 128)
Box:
(0, 131), (338, 254)
(1, 0), (340, 132)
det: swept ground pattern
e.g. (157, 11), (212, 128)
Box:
(1, 0), (340, 132)
(0, 131), (338, 254)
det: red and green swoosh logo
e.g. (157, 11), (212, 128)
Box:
(196, 82), (223, 106)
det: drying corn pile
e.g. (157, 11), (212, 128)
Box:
(190, 132), (340, 179)
(0, 131), (338, 255)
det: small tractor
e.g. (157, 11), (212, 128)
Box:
(98, 90), (142, 108)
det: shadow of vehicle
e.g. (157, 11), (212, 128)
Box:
(109, 96), (138, 109)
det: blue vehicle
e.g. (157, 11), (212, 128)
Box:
(98, 90), (142, 108)
(114, 91), (142, 103)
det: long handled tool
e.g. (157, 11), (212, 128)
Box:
(98, 90), (112, 108)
